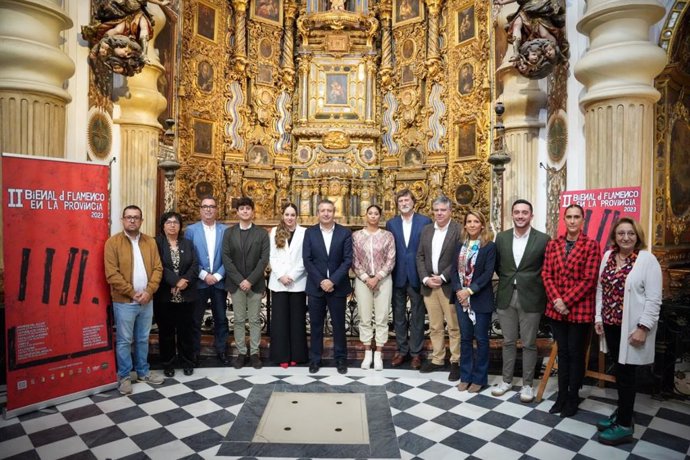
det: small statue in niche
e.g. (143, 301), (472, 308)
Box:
(494, 0), (569, 79)
(82, 0), (170, 81)
(330, 0), (346, 10)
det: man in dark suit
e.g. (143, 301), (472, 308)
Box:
(416, 196), (462, 381)
(303, 199), (353, 374)
(222, 197), (270, 369)
(491, 199), (550, 403)
(386, 189), (432, 369)
(185, 196), (229, 366)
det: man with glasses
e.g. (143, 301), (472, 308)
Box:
(104, 205), (164, 395)
(185, 196), (230, 365)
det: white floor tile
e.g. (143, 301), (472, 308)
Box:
(139, 397), (180, 415)
(525, 440), (577, 460)
(90, 437), (142, 460)
(182, 399), (224, 418)
(21, 412), (68, 434)
(408, 420), (455, 442)
(70, 413), (115, 435)
(632, 439), (688, 460)
(118, 415), (163, 437)
(461, 420), (504, 441)
(472, 441), (523, 460)
(165, 417), (211, 439)
(145, 439), (196, 460)
(35, 437), (88, 460)
(507, 418), (552, 440)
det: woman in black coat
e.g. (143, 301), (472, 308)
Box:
(154, 211), (199, 377)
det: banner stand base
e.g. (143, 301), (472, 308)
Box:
(3, 381), (117, 419)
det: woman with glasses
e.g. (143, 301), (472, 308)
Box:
(594, 217), (662, 445)
(154, 211), (199, 377)
(451, 210), (496, 392)
(542, 204), (601, 417)
(268, 203), (308, 368)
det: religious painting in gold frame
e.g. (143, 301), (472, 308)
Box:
(401, 64), (416, 87)
(195, 1), (218, 43)
(250, 0), (284, 26)
(393, 0), (424, 27)
(455, 120), (477, 161)
(256, 64), (274, 86)
(192, 118), (214, 158)
(325, 73), (349, 106)
(456, 4), (476, 45)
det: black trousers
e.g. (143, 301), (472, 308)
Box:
(550, 320), (590, 402)
(604, 324), (637, 427)
(154, 300), (195, 368)
(308, 294), (347, 363)
(270, 291), (308, 363)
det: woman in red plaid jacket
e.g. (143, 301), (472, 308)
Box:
(542, 204), (601, 417)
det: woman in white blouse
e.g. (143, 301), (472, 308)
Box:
(268, 203), (308, 368)
(352, 205), (396, 370)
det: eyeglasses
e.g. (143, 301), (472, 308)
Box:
(200, 205), (217, 210)
(123, 215), (141, 221)
(164, 220), (180, 225)
(616, 231), (637, 238)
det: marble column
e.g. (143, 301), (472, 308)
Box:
(0, 0), (74, 270)
(0, 0), (74, 157)
(495, 1), (546, 229)
(574, 0), (667, 235)
(114, 4), (167, 236)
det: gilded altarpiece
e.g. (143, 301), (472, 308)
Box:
(176, 0), (232, 220)
(443, 0), (492, 221)
(653, 2), (690, 296)
(172, 0), (494, 225)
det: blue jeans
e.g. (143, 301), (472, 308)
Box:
(114, 301), (153, 379)
(193, 287), (228, 354)
(457, 306), (492, 385)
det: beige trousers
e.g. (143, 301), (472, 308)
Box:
(423, 287), (460, 364)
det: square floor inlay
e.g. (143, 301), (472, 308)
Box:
(253, 392), (369, 444)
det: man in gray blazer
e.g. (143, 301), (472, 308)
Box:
(222, 197), (270, 369)
(491, 199), (550, 403)
(416, 196), (462, 381)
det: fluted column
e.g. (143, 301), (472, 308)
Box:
(0, 0), (74, 157)
(114, 4), (167, 236)
(574, 0), (666, 234)
(493, 2), (546, 228)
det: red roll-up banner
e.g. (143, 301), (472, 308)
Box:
(3, 154), (116, 418)
(557, 186), (642, 253)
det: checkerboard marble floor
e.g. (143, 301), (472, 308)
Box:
(2, 366), (689, 460)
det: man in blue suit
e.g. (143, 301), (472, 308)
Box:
(185, 196), (230, 365)
(385, 189), (432, 369)
(303, 199), (353, 374)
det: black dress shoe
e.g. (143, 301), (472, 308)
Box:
(217, 352), (229, 366)
(419, 360), (445, 373)
(549, 398), (565, 414)
(183, 368), (193, 376)
(164, 368), (175, 378)
(336, 360), (348, 375)
(309, 362), (320, 373)
(448, 362), (460, 382)
(232, 354), (246, 369)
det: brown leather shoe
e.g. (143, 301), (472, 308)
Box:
(410, 356), (422, 370)
(391, 354), (407, 367)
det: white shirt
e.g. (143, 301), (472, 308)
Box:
(127, 233), (148, 294)
(431, 221), (449, 276)
(402, 214), (413, 247)
(201, 222), (222, 281)
(320, 224), (335, 277)
(512, 226), (531, 269)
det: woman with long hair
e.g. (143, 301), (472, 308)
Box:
(268, 203), (308, 368)
(451, 210), (496, 392)
(352, 204), (396, 370)
(154, 211), (199, 377)
(542, 204), (601, 417)
(594, 217), (662, 445)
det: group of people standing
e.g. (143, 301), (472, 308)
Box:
(104, 192), (661, 447)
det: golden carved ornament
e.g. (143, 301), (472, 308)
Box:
(323, 130), (351, 149)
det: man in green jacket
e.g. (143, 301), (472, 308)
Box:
(491, 199), (550, 403)
(104, 205), (164, 395)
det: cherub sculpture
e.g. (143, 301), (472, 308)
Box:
(82, 0), (170, 83)
(494, 0), (569, 79)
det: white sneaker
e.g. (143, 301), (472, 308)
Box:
(138, 372), (164, 385)
(520, 385), (535, 403)
(373, 351), (383, 371)
(491, 380), (512, 396)
(361, 350), (373, 369)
